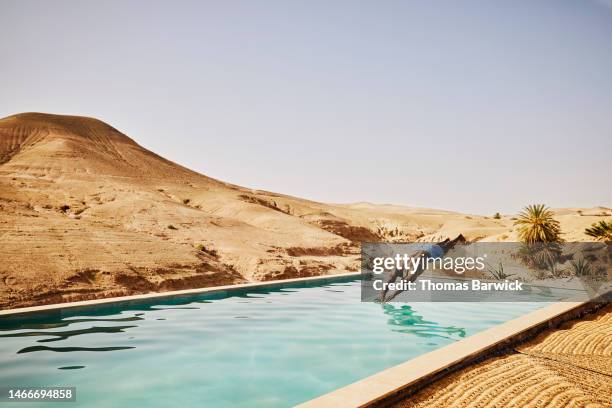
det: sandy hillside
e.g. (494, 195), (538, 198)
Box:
(0, 113), (608, 308)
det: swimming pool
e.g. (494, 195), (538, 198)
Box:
(0, 277), (559, 407)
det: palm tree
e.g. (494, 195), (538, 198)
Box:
(585, 220), (612, 242)
(514, 204), (562, 243)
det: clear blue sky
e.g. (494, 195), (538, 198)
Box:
(1, 0), (611, 214)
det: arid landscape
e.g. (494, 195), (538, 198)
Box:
(0, 113), (609, 309)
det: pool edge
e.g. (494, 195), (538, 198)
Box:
(0, 272), (361, 317)
(296, 294), (610, 408)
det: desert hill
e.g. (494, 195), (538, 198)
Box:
(0, 113), (607, 308)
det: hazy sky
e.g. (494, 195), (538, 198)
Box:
(1, 0), (611, 215)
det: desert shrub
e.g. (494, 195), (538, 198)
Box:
(517, 242), (562, 276)
(514, 204), (562, 244)
(183, 198), (190, 204)
(493, 212), (501, 219)
(196, 244), (218, 257)
(546, 258), (565, 278)
(167, 224), (177, 230)
(584, 220), (612, 242)
(595, 265), (607, 277)
(570, 258), (592, 277)
(487, 262), (514, 280)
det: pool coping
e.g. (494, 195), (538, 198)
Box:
(0, 272), (362, 317)
(296, 295), (609, 408)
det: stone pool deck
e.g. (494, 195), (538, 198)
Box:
(392, 304), (612, 408)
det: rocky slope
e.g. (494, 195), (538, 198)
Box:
(0, 113), (607, 308)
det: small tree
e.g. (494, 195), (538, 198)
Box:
(585, 220), (612, 242)
(514, 204), (562, 244)
(515, 205), (563, 276)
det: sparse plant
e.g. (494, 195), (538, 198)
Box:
(487, 262), (515, 280)
(570, 258), (592, 277)
(517, 242), (562, 275)
(534, 268), (549, 280)
(584, 220), (612, 242)
(546, 257), (565, 278)
(183, 198), (190, 204)
(493, 212), (501, 220)
(514, 204), (562, 244)
(595, 265), (607, 277)
(196, 243), (218, 257)
(167, 224), (177, 230)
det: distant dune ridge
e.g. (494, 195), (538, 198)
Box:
(0, 113), (607, 308)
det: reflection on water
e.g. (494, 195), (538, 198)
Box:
(0, 316), (144, 332)
(381, 304), (466, 339)
(17, 345), (136, 354)
(1, 303), (467, 359)
(3, 298), (466, 358)
(0, 325), (137, 343)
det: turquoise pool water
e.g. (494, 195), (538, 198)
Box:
(0, 278), (555, 407)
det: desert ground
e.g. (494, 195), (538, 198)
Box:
(0, 113), (609, 308)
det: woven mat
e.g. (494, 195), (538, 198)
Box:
(393, 354), (611, 408)
(393, 305), (612, 408)
(516, 304), (612, 376)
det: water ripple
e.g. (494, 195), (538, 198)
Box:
(17, 345), (136, 354)
(0, 325), (137, 343)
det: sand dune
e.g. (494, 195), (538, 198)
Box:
(0, 113), (607, 308)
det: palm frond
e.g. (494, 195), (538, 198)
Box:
(514, 204), (562, 243)
(584, 220), (612, 242)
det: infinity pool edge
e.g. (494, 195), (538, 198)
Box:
(296, 295), (610, 408)
(0, 272), (362, 317)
